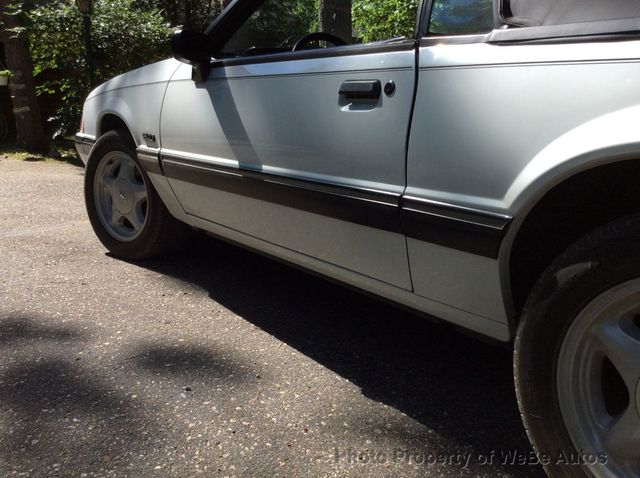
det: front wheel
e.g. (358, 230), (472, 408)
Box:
(85, 130), (187, 260)
(515, 215), (640, 478)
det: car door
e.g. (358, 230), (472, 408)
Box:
(160, 0), (419, 290)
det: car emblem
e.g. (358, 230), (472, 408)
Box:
(119, 191), (127, 201)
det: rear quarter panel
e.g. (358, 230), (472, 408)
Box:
(407, 39), (640, 323)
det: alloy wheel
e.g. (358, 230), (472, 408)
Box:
(93, 151), (149, 242)
(557, 279), (640, 477)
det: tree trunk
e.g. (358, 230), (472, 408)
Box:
(184, 0), (192, 29)
(0, 0), (48, 153)
(319, 0), (352, 42)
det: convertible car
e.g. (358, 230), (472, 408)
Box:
(75, 0), (640, 476)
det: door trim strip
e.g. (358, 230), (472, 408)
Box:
(159, 153), (512, 259)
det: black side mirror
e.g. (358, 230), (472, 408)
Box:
(172, 30), (210, 64)
(171, 30), (211, 81)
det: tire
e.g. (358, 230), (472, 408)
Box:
(84, 130), (187, 260)
(515, 214), (640, 478)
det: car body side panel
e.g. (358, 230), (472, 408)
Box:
(87, 59), (182, 101)
(79, 59), (182, 160)
(407, 239), (508, 322)
(409, 40), (640, 214)
(407, 39), (640, 322)
(168, 175), (411, 287)
(162, 53), (413, 191)
(160, 53), (416, 290)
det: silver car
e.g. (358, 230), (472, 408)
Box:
(75, 1), (640, 476)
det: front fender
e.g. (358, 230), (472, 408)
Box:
(80, 59), (182, 148)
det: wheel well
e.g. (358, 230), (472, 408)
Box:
(510, 159), (640, 314)
(99, 114), (135, 147)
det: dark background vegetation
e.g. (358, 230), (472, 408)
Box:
(0, 0), (489, 151)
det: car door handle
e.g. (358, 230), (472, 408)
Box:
(339, 80), (381, 100)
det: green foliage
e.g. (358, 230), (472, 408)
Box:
(264, 0), (419, 44)
(133, 0), (223, 30)
(27, 0), (171, 136)
(291, 0), (319, 37)
(228, 0), (419, 52)
(429, 0), (493, 35)
(243, 0), (318, 49)
(0, 70), (13, 77)
(352, 0), (419, 43)
(269, 0), (420, 44)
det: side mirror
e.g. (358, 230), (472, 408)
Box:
(171, 30), (211, 81)
(172, 30), (210, 65)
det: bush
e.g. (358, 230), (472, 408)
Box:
(27, 0), (171, 137)
(352, 0), (419, 43)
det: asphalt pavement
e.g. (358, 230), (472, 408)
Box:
(0, 156), (544, 477)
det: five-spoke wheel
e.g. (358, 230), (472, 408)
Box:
(85, 130), (187, 260)
(94, 151), (148, 242)
(516, 215), (640, 478)
(558, 279), (640, 477)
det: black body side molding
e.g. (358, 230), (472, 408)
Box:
(161, 154), (512, 259)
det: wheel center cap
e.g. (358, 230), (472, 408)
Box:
(113, 179), (134, 214)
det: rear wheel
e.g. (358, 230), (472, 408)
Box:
(85, 130), (187, 260)
(515, 215), (640, 478)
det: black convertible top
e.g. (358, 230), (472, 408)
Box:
(507, 0), (640, 27)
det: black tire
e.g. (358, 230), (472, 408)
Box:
(515, 214), (640, 478)
(84, 130), (188, 260)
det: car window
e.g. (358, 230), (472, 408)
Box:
(222, 0), (420, 57)
(428, 0), (494, 35)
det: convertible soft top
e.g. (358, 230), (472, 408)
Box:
(507, 0), (640, 26)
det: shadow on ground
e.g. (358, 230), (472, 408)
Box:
(0, 316), (162, 476)
(130, 342), (257, 384)
(136, 234), (544, 477)
(0, 316), (82, 346)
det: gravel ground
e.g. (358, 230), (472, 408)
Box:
(0, 156), (544, 477)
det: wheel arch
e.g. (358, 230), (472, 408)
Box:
(505, 156), (640, 318)
(92, 95), (139, 147)
(98, 113), (135, 147)
(498, 104), (640, 324)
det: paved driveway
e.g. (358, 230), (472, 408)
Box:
(0, 156), (543, 477)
